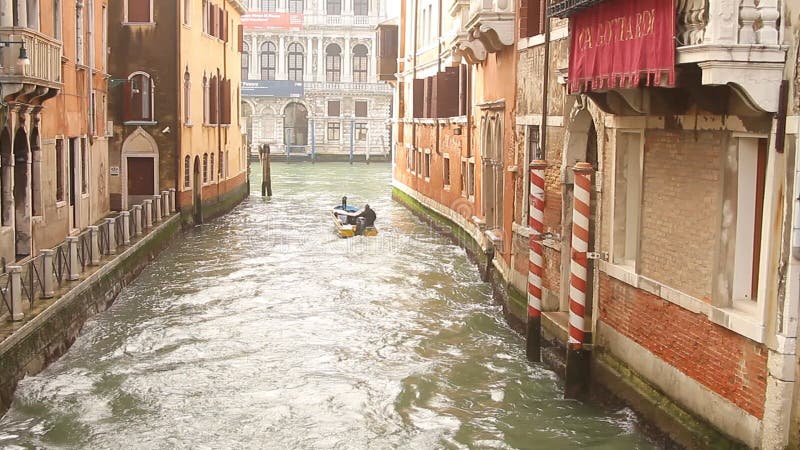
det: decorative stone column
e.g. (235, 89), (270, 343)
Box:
(121, 211), (131, 245)
(67, 236), (80, 281)
(133, 204), (143, 236)
(343, 35), (352, 82)
(143, 199), (153, 229)
(169, 188), (177, 213)
(41, 249), (55, 298)
(278, 35), (287, 80)
(161, 190), (170, 217)
(105, 218), (117, 255)
(0, 0), (13, 27)
(8, 265), (22, 321)
(154, 195), (163, 223)
(88, 225), (100, 264)
(317, 37), (324, 81)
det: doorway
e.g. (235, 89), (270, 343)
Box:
(283, 102), (308, 154)
(13, 128), (30, 259)
(68, 138), (78, 231)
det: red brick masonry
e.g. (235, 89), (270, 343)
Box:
(599, 273), (768, 419)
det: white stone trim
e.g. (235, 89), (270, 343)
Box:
(516, 25), (569, 51)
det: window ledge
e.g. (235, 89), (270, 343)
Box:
(444, 185), (451, 192)
(123, 22), (156, 26)
(599, 260), (767, 344)
(709, 301), (765, 343)
(124, 121), (157, 126)
(55, 201), (67, 208)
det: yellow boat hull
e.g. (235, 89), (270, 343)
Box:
(331, 211), (378, 238)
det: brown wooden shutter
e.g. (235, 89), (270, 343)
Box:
(210, 76), (218, 124)
(223, 11), (229, 42)
(238, 24), (244, 52)
(413, 78), (424, 118)
(123, 81), (133, 121)
(355, 101), (367, 117)
(436, 67), (460, 118)
(423, 77), (433, 118)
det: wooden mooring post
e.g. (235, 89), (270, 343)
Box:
(260, 144), (273, 197)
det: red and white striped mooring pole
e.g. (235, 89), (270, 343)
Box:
(527, 160), (547, 362)
(566, 161), (593, 399)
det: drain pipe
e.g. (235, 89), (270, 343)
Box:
(412, 0), (418, 153)
(434, 0), (442, 154)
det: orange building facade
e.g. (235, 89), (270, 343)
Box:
(0, 0), (110, 263)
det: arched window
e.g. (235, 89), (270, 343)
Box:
(352, 44), (368, 83)
(260, 42), (276, 81)
(288, 0), (303, 12)
(203, 153), (208, 183)
(353, 0), (368, 16)
(184, 155), (191, 187)
(125, 72), (154, 122)
(242, 42), (249, 80)
(326, 0), (341, 15)
(210, 153), (215, 181)
(260, 0), (276, 12)
(183, 68), (191, 124)
(325, 44), (341, 82)
(287, 42), (304, 81)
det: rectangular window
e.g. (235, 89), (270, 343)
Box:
(355, 123), (367, 142)
(354, 101), (367, 118)
(459, 64), (470, 117)
(407, 147), (413, 173)
(56, 139), (65, 202)
(126, 0), (151, 23)
(288, 0), (303, 12)
(102, 6), (108, 69)
(54, 0), (62, 40)
(732, 137), (768, 302)
(612, 131), (643, 269)
(461, 160), (468, 196)
(183, 0), (191, 25)
(468, 161), (475, 197)
(354, 0), (368, 16)
(424, 150), (431, 180)
(327, 0), (341, 15)
(328, 100), (340, 117)
(261, 0), (277, 12)
(327, 122), (340, 141)
(443, 155), (451, 187)
(81, 138), (88, 194)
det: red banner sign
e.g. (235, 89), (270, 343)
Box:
(568, 0), (675, 93)
(243, 12), (303, 31)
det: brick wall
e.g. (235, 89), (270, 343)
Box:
(599, 273), (768, 419)
(639, 130), (723, 301)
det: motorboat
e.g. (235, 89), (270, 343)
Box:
(332, 204), (378, 238)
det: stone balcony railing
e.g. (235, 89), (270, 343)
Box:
(450, 0), (514, 64)
(676, 0), (786, 112)
(305, 81), (393, 93)
(303, 14), (384, 28)
(0, 27), (62, 92)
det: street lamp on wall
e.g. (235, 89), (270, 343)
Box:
(0, 41), (30, 70)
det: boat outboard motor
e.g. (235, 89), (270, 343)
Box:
(356, 217), (367, 236)
(341, 196), (348, 208)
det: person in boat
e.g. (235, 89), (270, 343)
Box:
(358, 204), (376, 227)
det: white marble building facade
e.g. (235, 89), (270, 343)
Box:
(241, 0), (393, 160)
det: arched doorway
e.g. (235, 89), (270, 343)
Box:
(283, 102), (308, 154)
(121, 127), (159, 209)
(193, 156), (202, 224)
(13, 127), (30, 259)
(561, 102), (599, 318)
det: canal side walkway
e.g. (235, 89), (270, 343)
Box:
(0, 193), (182, 416)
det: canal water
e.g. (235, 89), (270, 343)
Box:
(0, 162), (654, 449)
